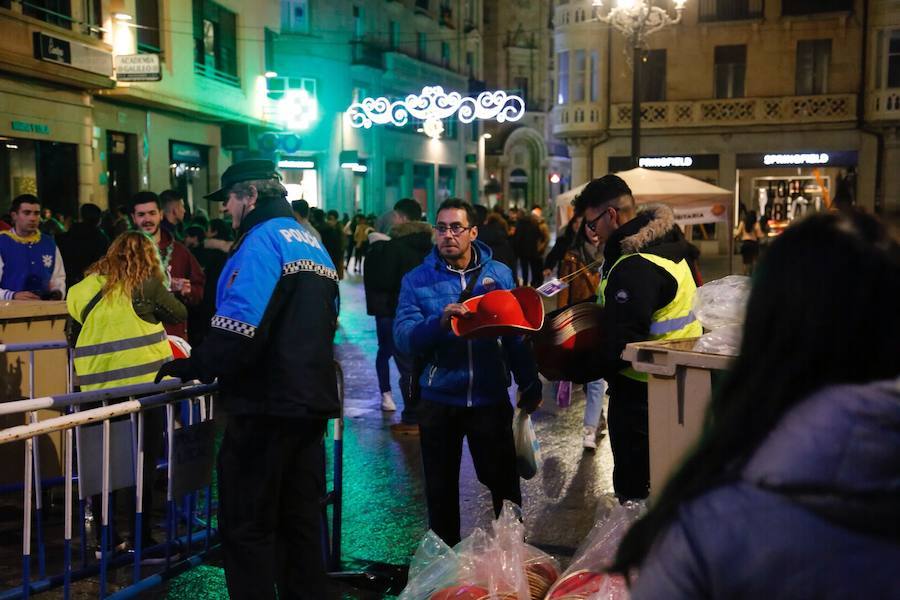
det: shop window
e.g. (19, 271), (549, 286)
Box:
(417, 33), (427, 60)
(796, 39), (831, 96)
(573, 50), (586, 102)
(23, 0), (71, 28)
(136, 0), (161, 53)
(193, 0), (238, 82)
(557, 50), (569, 105)
(698, 0), (762, 22)
(888, 31), (900, 88)
(281, 0), (310, 33)
(782, 0), (852, 16)
(714, 45), (746, 99)
(590, 49), (600, 102)
(640, 49), (666, 102)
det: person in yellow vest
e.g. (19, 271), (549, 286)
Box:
(574, 174), (702, 501)
(67, 231), (186, 559)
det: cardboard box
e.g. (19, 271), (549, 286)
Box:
(623, 339), (734, 495)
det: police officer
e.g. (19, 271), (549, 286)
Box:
(574, 175), (702, 501)
(156, 160), (339, 599)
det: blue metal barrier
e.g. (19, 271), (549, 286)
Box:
(0, 341), (346, 598)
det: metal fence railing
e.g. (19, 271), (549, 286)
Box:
(0, 341), (345, 599)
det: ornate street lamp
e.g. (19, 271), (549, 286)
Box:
(592, 0), (687, 168)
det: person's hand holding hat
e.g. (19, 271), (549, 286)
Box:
(517, 379), (543, 414)
(440, 303), (472, 329)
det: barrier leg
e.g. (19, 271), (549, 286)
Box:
(23, 436), (34, 600)
(133, 411), (144, 584)
(99, 415), (111, 599)
(64, 427), (73, 600)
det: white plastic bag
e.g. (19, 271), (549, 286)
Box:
(693, 323), (743, 356)
(691, 275), (751, 330)
(513, 408), (542, 480)
(398, 532), (460, 600)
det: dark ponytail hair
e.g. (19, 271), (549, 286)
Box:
(611, 210), (900, 577)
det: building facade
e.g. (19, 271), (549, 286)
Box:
(0, 0), (279, 218)
(481, 0), (571, 214)
(552, 0), (897, 248)
(268, 0), (488, 220)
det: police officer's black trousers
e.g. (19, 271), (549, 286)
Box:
(217, 415), (333, 600)
(419, 399), (521, 546)
(607, 373), (650, 501)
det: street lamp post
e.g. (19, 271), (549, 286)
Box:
(592, 0), (687, 168)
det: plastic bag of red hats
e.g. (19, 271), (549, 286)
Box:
(544, 499), (645, 600)
(399, 502), (559, 600)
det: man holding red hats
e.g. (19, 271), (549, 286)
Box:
(394, 198), (543, 546)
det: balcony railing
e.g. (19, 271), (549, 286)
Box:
(351, 39), (386, 70)
(867, 89), (900, 121)
(193, 62), (241, 88)
(552, 103), (606, 137)
(609, 94), (856, 129)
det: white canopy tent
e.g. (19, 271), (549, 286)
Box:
(555, 167), (733, 231)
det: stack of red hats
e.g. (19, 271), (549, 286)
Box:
(451, 288), (545, 339)
(532, 301), (606, 384)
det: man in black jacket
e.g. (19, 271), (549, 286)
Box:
(575, 175), (701, 501)
(56, 203), (108, 290)
(363, 198), (432, 433)
(156, 160), (339, 599)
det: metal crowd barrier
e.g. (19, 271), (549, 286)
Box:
(0, 341), (345, 599)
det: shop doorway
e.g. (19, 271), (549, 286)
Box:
(413, 164), (433, 220)
(0, 138), (77, 218)
(438, 166), (455, 204)
(106, 131), (137, 212)
(169, 141), (209, 215)
(280, 158), (319, 207)
(509, 168), (528, 208)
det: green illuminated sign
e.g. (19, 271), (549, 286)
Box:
(11, 121), (50, 135)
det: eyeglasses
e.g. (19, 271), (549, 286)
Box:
(585, 207), (615, 233)
(435, 224), (472, 236)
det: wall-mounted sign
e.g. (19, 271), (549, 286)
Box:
(114, 53), (162, 82)
(33, 32), (113, 78)
(737, 151), (858, 169)
(276, 89), (318, 131)
(609, 154), (720, 172)
(170, 142), (204, 165)
(346, 86), (525, 140)
(11, 120), (50, 135)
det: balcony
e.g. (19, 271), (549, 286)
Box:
(350, 39), (386, 70)
(193, 62), (241, 88)
(867, 90), (900, 122)
(552, 103), (605, 138)
(609, 94), (856, 129)
(698, 0), (763, 22)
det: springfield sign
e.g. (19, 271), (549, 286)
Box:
(114, 54), (162, 82)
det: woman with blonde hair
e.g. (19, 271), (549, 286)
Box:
(68, 231), (187, 559)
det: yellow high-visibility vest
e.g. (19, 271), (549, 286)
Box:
(600, 252), (702, 382)
(67, 275), (173, 391)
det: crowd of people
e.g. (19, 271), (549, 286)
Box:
(2, 161), (897, 599)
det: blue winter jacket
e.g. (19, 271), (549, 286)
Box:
(393, 240), (540, 408)
(633, 379), (900, 600)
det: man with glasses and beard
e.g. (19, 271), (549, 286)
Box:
(393, 198), (542, 546)
(574, 174), (702, 502)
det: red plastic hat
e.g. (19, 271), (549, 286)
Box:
(451, 288), (545, 339)
(167, 335), (192, 359)
(430, 585), (490, 600)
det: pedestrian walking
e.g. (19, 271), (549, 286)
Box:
(394, 198), (542, 546)
(352, 214), (372, 272)
(130, 191), (204, 342)
(575, 175), (702, 501)
(736, 209), (764, 275)
(159, 189), (187, 241)
(473, 204), (516, 272)
(543, 214), (608, 449)
(0, 194), (66, 300)
(155, 159), (340, 600)
(513, 209), (548, 287)
(292, 199), (322, 243)
(68, 230), (186, 559)
(613, 210), (900, 599)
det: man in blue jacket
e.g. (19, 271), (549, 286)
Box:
(156, 160), (339, 599)
(394, 198), (542, 546)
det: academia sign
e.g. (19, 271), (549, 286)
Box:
(114, 54), (162, 82)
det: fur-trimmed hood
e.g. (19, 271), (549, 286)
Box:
(390, 220), (433, 238)
(619, 203), (676, 254)
(604, 203), (699, 271)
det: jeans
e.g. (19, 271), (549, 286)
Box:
(583, 378), (608, 428)
(374, 316), (395, 394)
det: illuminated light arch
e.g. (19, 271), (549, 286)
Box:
(345, 86), (526, 140)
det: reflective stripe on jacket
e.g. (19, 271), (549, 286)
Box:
(600, 252), (702, 381)
(67, 274), (173, 391)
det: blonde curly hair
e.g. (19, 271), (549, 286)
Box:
(85, 231), (164, 297)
